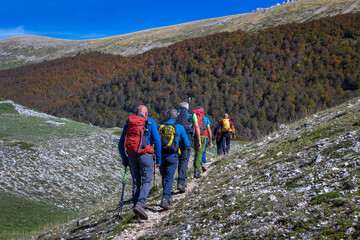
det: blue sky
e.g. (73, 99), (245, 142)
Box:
(0, 0), (282, 40)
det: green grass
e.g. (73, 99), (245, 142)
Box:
(0, 191), (77, 240)
(0, 113), (101, 145)
(0, 103), (19, 114)
(5, 141), (36, 151)
(112, 129), (123, 136)
(311, 191), (342, 204)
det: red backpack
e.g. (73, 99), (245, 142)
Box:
(124, 115), (154, 156)
(191, 108), (208, 136)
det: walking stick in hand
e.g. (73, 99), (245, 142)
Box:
(118, 166), (127, 220)
(153, 155), (156, 188)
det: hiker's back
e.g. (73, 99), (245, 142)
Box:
(125, 114), (154, 156)
(192, 108), (207, 136)
(221, 118), (232, 133)
(176, 108), (194, 135)
(159, 123), (178, 154)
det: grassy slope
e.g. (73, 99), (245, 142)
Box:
(0, 102), (124, 239)
(0, 0), (359, 70)
(0, 103), (74, 239)
(137, 98), (360, 239)
(0, 191), (76, 240)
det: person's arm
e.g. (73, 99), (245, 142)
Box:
(118, 124), (128, 167)
(207, 124), (213, 149)
(230, 120), (236, 139)
(193, 114), (201, 149)
(149, 118), (162, 166)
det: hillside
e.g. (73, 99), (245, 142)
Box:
(37, 96), (360, 239)
(0, 100), (123, 238)
(0, 0), (359, 70)
(1, 12), (360, 141)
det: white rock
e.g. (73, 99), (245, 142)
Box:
(269, 195), (277, 201)
(316, 154), (324, 163)
(346, 227), (355, 235)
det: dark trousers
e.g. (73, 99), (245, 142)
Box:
(128, 154), (153, 207)
(202, 138), (208, 163)
(220, 132), (231, 155)
(160, 155), (178, 200)
(177, 133), (191, 187)
(216, 137), (221, 155)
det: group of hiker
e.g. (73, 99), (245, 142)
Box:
(118, 102), (235, 220)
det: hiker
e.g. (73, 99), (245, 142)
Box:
(213, 122), (221, 155)
(176, 102), (201, 193)
(201, 114), (213, 172)
(118, 105), (161, 220)
(192, 106), (212, 178)
(218, 113), (236, 155)
(158, 109), (190, 210)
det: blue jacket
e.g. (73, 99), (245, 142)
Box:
(118, 114), (162, 165)
(158, 119), (190, 157)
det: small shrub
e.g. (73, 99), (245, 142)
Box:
(0, 103), (18, 114)
(113, 130), (123, 136)
(311, 191), (341, 204)
(6, 141), (36, 151)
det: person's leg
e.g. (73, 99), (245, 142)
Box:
(162, 156), (178, 200)
(177, 144), (191, 188)
(202, 138), (208, 164)
(221, 133), (227, 155)
(194, 136), (206, 176)
(160, 157), (167, 191)
(128, 155), (141, 206)
(137, 154), (153, 207)
(216, 137), (221, 155)
(226, 133), (231, 153)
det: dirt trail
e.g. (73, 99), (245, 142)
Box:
(113, 155), (221, 240)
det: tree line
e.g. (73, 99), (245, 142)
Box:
(0, 13), (359, 140)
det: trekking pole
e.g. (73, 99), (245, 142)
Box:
(117, 166), (127, 220)
(153, 155), (156, 188)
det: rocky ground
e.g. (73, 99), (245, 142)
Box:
(35, 97), (360, 239)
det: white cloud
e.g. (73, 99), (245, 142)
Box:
(0, 26), (29, 39)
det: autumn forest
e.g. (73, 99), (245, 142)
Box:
(1, 13), (359, 140)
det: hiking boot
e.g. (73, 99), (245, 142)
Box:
(160, 198), (170, 210)
(133, 204), (148, 220)
(202, 165), (207, 172)
(177, 184), (186, 193)
(194, 171), (201, 178)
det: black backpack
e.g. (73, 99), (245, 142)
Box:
(176, 108), (194, 135)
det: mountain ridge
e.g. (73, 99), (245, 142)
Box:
(0, 0), (359, 70)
